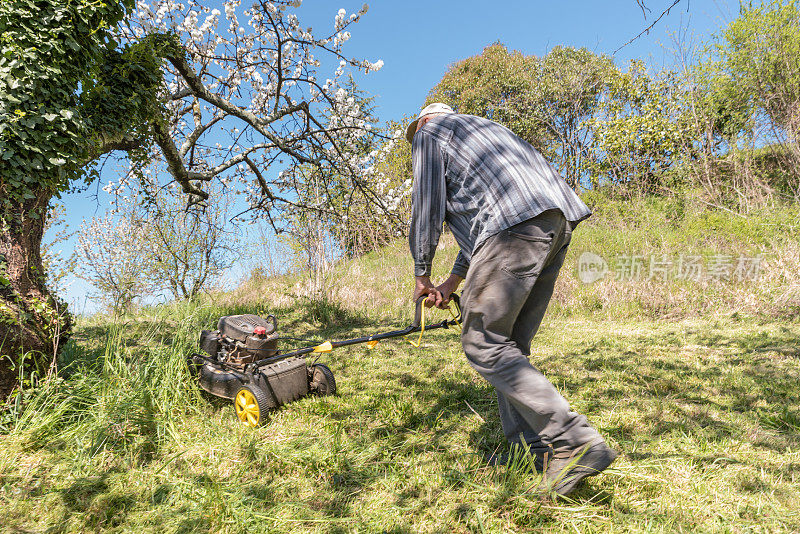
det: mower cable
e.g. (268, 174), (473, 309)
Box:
(405, 303), (426, 348)
(448, 304), (462, 332)
(405, 295), (462, 347)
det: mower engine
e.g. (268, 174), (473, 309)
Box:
(199, 314), (279, 365)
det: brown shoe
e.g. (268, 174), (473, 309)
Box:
(538, 441), (618, 497)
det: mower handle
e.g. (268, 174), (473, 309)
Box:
(413, 293), (461, 328)
(243, 292), (463, 368)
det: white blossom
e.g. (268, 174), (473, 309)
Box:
(112, 1), (399, 237)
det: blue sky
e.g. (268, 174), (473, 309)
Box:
(52, 0), (739, 313)
(312, 0), (738, 120)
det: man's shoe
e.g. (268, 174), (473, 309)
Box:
(538, 441), (618, 497)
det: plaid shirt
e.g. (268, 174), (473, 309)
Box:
(410, 113), (592, 278)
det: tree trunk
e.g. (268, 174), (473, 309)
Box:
(0, 188), (70, 399)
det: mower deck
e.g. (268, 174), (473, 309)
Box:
(188, 295), (460, 427)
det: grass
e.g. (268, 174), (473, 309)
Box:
(1, 196), (799, 532)
(233, 194), (800, 322)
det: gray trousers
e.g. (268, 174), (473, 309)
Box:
(460, 209), (603, 457)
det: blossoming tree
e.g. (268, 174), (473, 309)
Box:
(0, 0), (394, 395)
(114, 0), (394, 208)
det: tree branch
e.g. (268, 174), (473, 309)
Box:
(86, 133), (143, 161)
(179, 114), (224, 157)
(152, 119), (209, 200)
(166, 53), (318, 166)
(615, 0), (686, 54)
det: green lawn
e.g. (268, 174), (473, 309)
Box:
(2, 198), (799, 532)
(2, 301), (799, 532)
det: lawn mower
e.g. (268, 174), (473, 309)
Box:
(187, 295), (461, 427)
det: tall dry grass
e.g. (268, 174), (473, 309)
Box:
(228, 196), (800, 322)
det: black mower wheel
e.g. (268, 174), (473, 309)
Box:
(233, 385), (270, 428)
(309, 363), (336, 396)
(186, 354), (202, 377)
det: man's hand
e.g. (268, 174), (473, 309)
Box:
(434, 274), (464, 309)
(414, 274), (464, 310)
(414, 276), (442, 308)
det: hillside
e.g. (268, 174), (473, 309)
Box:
(234, 193), (800, 321)
(1, 197), (799, 533)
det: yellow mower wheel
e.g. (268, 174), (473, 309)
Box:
(233, 385), (270, 428)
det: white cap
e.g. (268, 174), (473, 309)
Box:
(405, 102), (455, 144)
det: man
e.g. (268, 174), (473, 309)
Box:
(406, 103), (617, 497)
